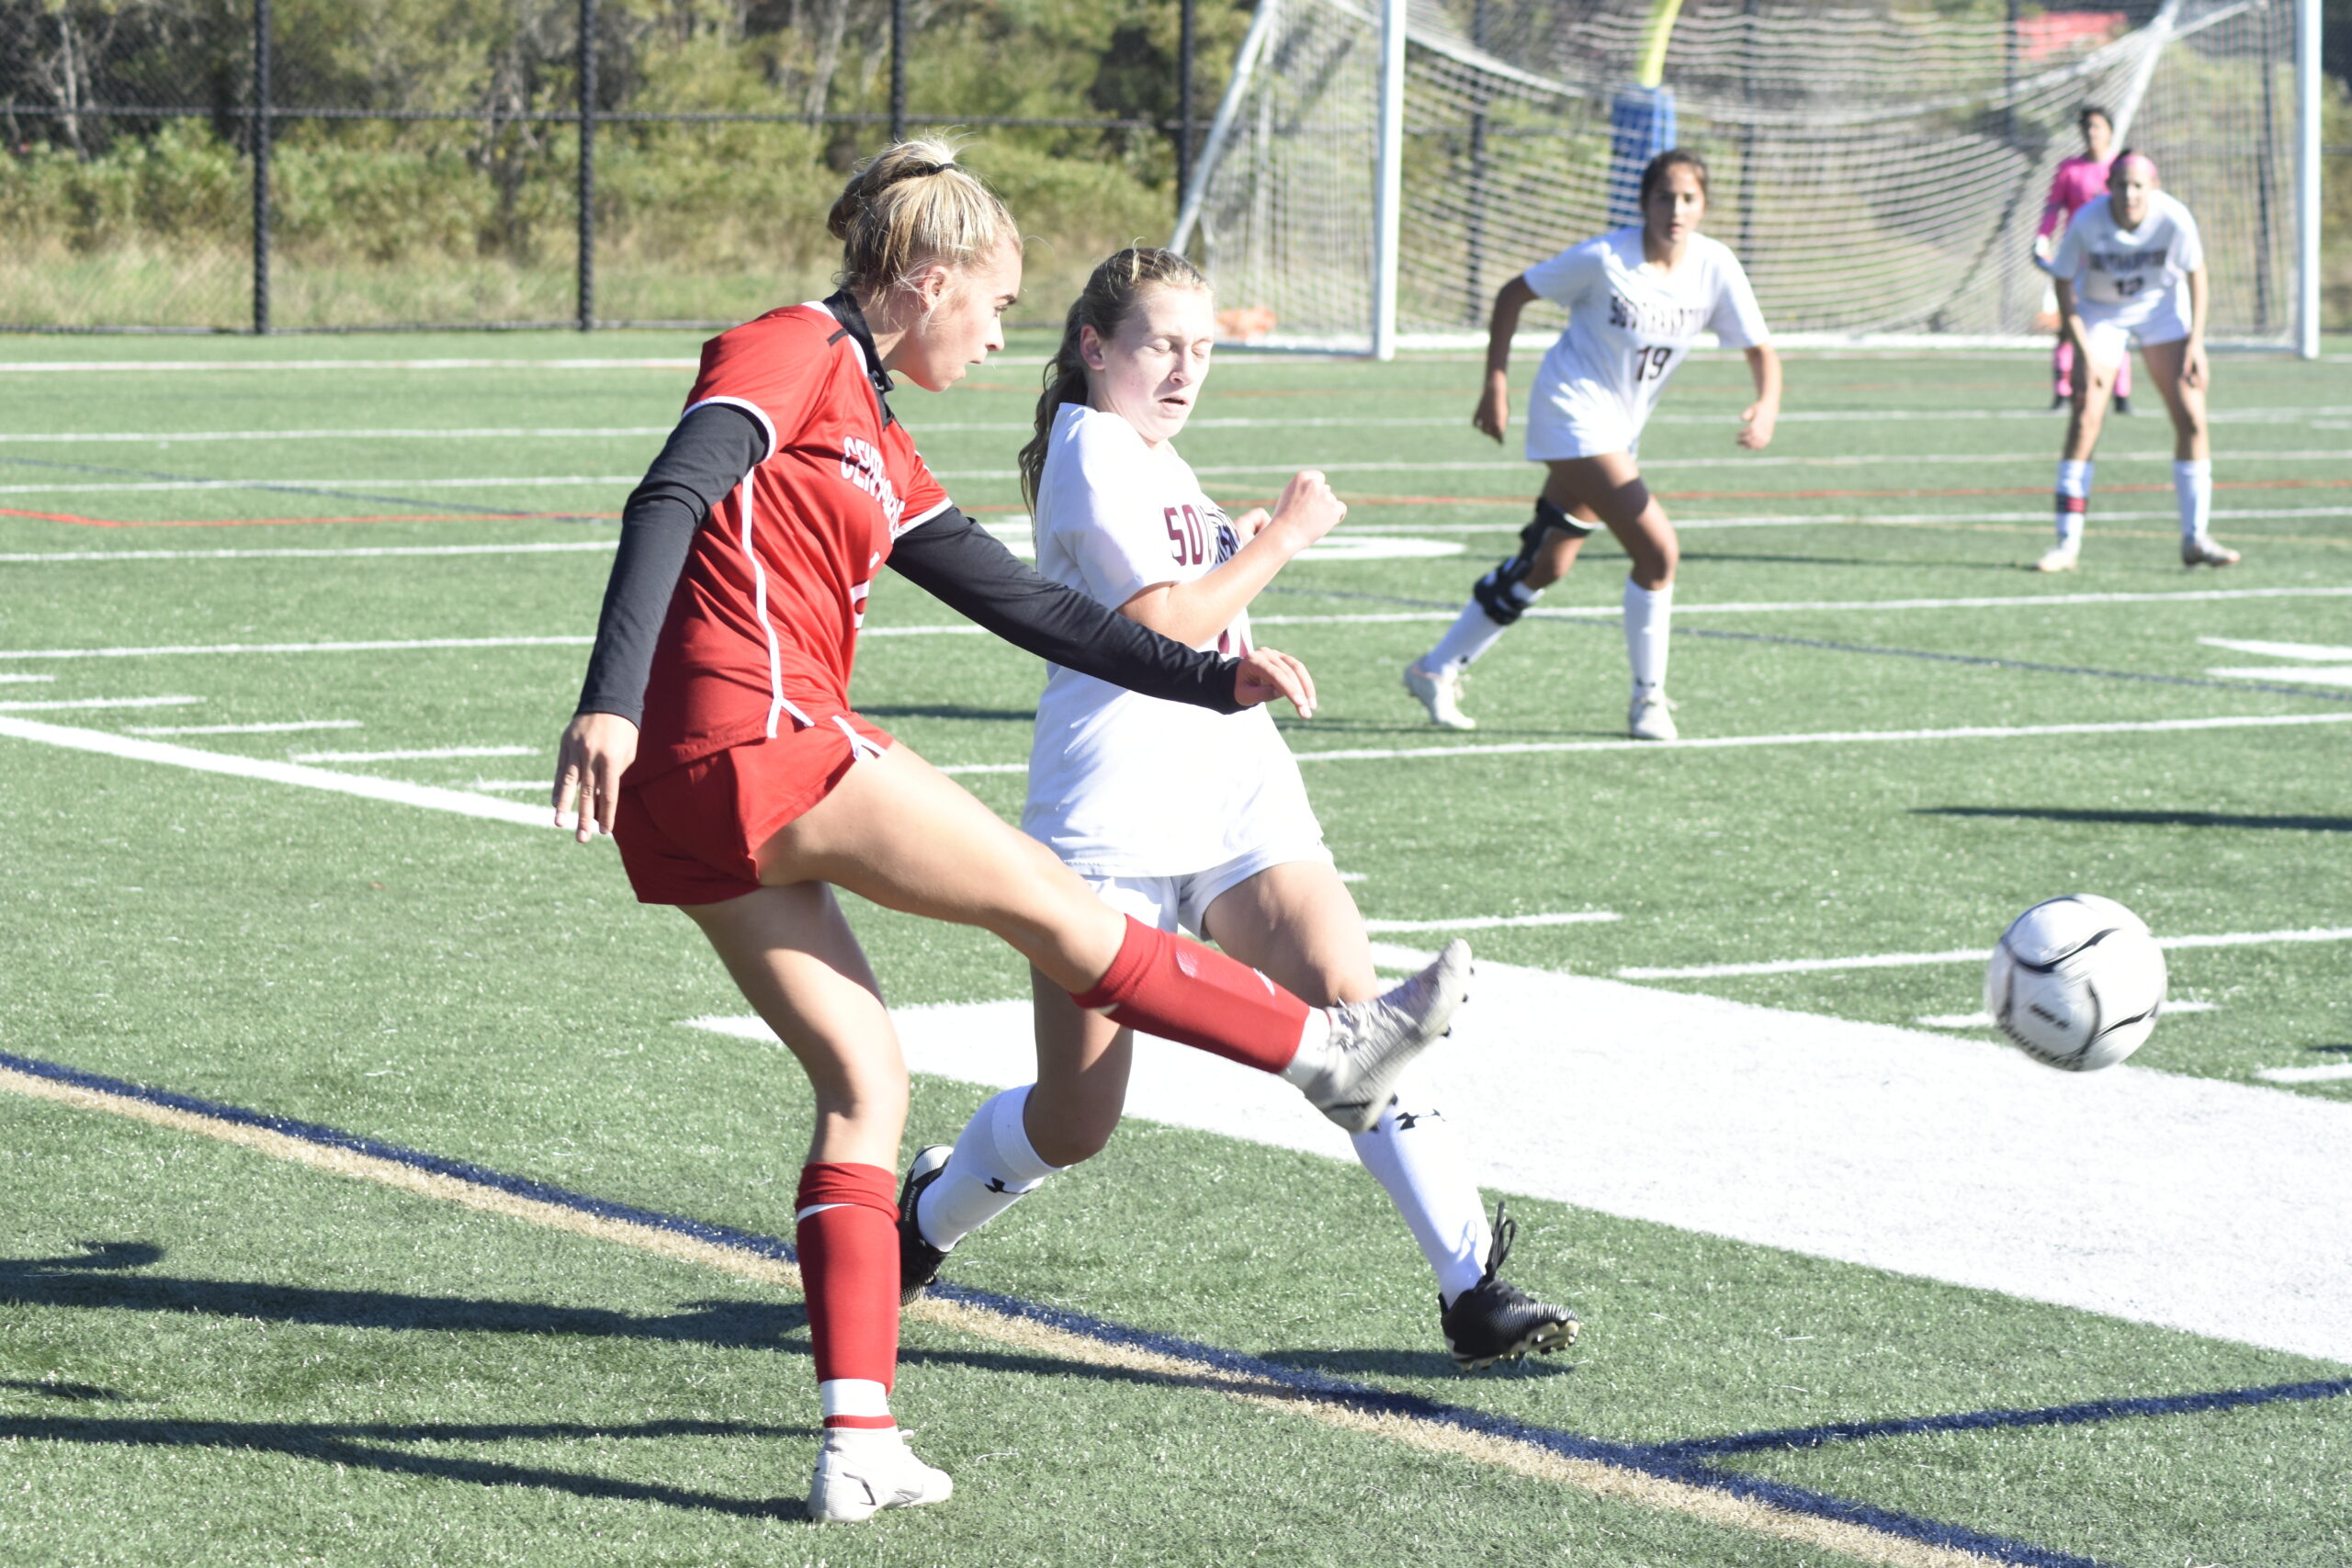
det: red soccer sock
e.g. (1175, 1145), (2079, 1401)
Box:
(1070, 916), (1312, 1075)
(795, 1162), (900, 1430)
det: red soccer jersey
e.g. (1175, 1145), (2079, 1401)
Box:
(632, 300), (951, 783)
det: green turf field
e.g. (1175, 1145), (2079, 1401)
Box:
(1, 331), (2347, 1567)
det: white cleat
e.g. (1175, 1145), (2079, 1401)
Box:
(1403, 661), (1476, 730)
(2181, 536), (2241, 569)
(808, 1427), (954, 1524)
(1304, 940), (1473, 1134)
(1627, 689), (1678, 742)
(2034, 543), (2081, 574)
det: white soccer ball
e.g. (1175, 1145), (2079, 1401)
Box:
(1984, 894), (2167, 1072)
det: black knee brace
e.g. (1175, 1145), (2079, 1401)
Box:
(1472, 499), (1592, 626)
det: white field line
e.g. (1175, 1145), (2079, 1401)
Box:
(0, 426), (673, 445)
(0, 476), (643, 496)
(1623, 926), (2352, 981)
(14, 405), (2346, 442)
(128, 719), (361, 736)
(1292, 712), (2352, 769)
(0, 542), (620, 565)
(0, 358), (701, 373)
(0, 694), (201, 712)
(0, 635), (592, 660)
(1340, 505), (2352, 533)
(0, 673), (56, 682)
(6, 584), (2351, 668)
(2257, 1064), (2352, 1084)
(1917, 1001), (2218, 1029)
(12, 448), (2343, 495)
(2208, 665), (2352, 687)
(944, 712), (2352, 778)
(1359, 910), (1621, 932)
(849, 958), (2352, 1364)
(468, 779), (550, 791)
(288, 744), (534, 763)
(918, 449), (2352, 482)
(2200, 637), (2352, 660)
(0, 716), (551, 827)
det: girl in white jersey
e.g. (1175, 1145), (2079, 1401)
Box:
(896, 248), (1578, 1370)
(2040, 150), (2239, 572)
(1405, 150), (1781, 739)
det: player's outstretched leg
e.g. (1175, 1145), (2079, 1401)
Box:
(1439, 1200), (1580, 1370)
(1408, 499), (1591, 730)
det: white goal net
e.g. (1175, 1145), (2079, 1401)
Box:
(1175, 0), (2315, 353)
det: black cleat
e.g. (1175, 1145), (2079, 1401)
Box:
(1439, 1201), (1578, 1370)
(896, 1145), (953, 1306)
(2113, 392), (2133, 416)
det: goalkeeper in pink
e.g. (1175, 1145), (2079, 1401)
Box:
(2036, 106), (2132, 413)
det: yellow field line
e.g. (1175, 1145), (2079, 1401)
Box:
(0, 1062), (2004, 1566)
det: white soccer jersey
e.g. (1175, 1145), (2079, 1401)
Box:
(1521, 227), (1769, 454)
(1022, 402), (1320, 876)
(2051, 191), (2202, 310)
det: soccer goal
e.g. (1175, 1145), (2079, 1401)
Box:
(1173, 0), (2321, 357)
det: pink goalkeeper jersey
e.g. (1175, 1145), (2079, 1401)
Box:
(2039, 154), (2115, 239)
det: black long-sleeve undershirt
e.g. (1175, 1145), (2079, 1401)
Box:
(573, 403), (1245, 726)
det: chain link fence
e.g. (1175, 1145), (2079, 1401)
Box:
(0, 0), (1218, 332)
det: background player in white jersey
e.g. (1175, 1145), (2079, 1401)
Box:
(1405, 150), (1781, 740)
(2041, 150), (2237, 571)
(898, 247), (1577, 1369)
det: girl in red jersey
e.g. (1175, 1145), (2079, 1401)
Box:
(550, 141), (1469, 1524)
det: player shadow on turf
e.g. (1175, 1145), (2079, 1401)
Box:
(1257, 1345), (1576, 1382)
(0, 1410), (814, 1517)
(1677, 550), (2018, 573)
(0, 1241), (813, 1354)
(1917, 806), (2352, 834)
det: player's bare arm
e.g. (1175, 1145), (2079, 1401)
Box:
(1116, 468), (1346, 649)
(1737, 342), (1782, 450)
(2183, 265), (2209, 389)
(1474, 276), (1539, 442)
(2053, 276), (2093, 367)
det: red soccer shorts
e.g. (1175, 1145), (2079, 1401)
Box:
(614, 713), (894, 905)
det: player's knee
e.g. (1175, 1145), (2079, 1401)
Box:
(1029, 1107), (1121, 1167)
(1471, 558), (1532, 625)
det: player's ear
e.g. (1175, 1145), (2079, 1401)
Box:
(909, 261), (954, 315)
(1078, 322), (1107, 372)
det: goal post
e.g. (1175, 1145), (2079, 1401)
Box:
(1174, 0), (2318, 358)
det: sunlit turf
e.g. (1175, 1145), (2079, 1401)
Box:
(3, 332), (2348, 1565)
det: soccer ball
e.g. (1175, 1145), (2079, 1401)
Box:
(1984, 895), (2167, 1072)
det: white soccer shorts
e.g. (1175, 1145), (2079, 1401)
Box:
(1080, 839), (1335, 942)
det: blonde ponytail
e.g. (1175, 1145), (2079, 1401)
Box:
(1016, 246), (1208, 509)
(828, 138), (1016, 299)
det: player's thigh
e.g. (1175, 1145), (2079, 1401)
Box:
(1200, 860), (1379, 1008)
(681, 882), (909, 1167)
(1026, 965), (1134, 1166)
(1544, 456), (1674, 580)
(754, 742), (1124, 987)
(1540, 454), (1647, 530)
(2137, 336), (2206, 428)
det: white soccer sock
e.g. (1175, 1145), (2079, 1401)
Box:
(2054, 458), (2093, 547)
(1349, 1100), (1494, 1303)
(1277, 1007), (1335, 1088)
(1623, 579), (1673, 694)
(2174, 458), (2212, 541)
(914, 1085), (1062, 1251)
(1425, 598), (1516, 677)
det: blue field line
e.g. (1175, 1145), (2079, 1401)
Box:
(3, 1045), (2126, 1568)
(1657, 1377), (2352, 1460)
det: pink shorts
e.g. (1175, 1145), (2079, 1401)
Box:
(615, 716), (894, 905)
